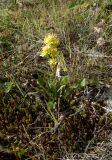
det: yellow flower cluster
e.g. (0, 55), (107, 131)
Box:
(41, 45), (58, 57)
(41, 33), (59, 67)
(44, 34), (59, 46)
(49, 58), (57, 66)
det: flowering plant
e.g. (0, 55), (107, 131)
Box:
(41, 33), (59, 67)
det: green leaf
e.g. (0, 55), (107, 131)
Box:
(47, 101), (55, 109)
(80, 78), (88, 87)
(68, 1), (77, 9)
(60, 76), (69, 85)
(4, 81), (14, 93)
(70, 78), (89, 88)
(65, 79), (89, 98)
(64, 83), (78, 98)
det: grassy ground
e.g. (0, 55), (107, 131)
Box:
(0, 0), (112, 159)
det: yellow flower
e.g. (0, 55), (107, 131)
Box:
(50, 47), (59, 57)
(41, 45), (59, 57)
(44, 34), (59, 46)
(49, 58), (57, 66)
(41, 45), (51, 57)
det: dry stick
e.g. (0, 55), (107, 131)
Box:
(50, 111), (70, 133)
(22, 124), (46, 160)
(84, 54), (112, 58)
(22, 124), (39, 153)
(32, 110), (71, 141)
(32, 107), (83, 141)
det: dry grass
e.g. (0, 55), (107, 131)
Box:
(0, 0), (112, 159)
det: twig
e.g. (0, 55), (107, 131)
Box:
(50, 111), (70, 133)
(32, 110), (72, 141)
(32, 107), (83, 141)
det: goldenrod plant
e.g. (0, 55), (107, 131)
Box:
(41, 33), (67, 79)
(41, 33), (59, 68)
